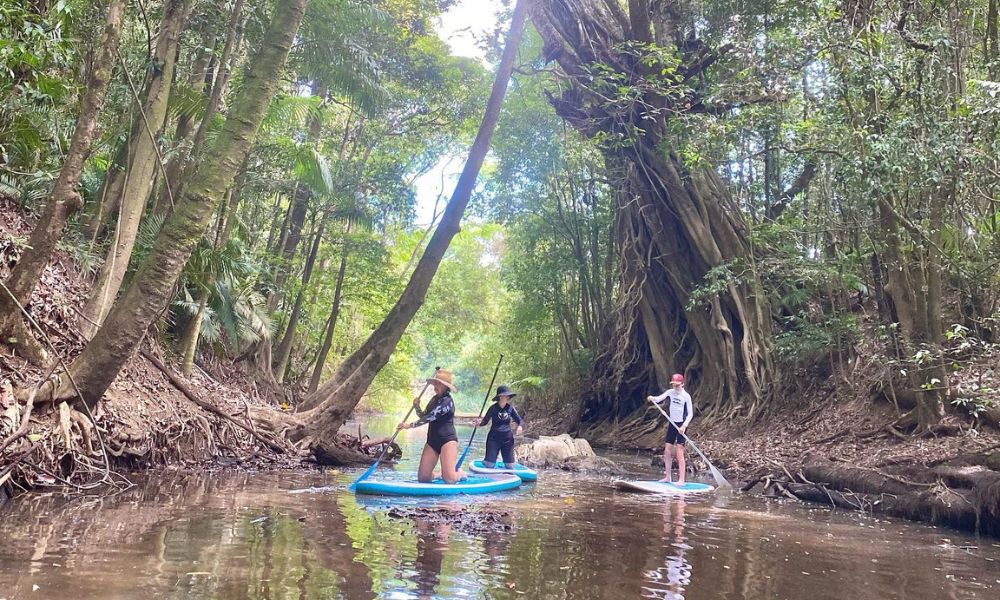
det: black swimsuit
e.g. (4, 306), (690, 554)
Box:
(414, 393), (457, 453)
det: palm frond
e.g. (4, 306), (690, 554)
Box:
(292, 146), (333, 194)
(167, 83), (208, 122)
(294, 0), (392, 114)
(260, 95), (323, 134)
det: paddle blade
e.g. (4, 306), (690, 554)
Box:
(708, 463), (732, 490)
(349, 461), (380, 491)
(687, 438), (732, 490)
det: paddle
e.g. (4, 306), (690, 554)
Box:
(455, 354), (504, 470)
(649, 400), (732, 490)
(348, 367), (439, 491)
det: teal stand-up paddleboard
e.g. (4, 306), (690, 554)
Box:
(353, 474), (522, 496)
(613, 480), (715, 495)
(468, 460), (538, 482)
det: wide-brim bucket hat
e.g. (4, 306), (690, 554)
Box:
(492, 384), (517, 401)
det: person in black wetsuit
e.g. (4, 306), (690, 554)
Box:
(480, 384), (524, 468)
(397, 369), (465, 483)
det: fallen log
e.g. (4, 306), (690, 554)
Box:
(360, 436), (393, 449)
(311, 437), (375, 467)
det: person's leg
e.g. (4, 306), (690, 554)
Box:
(675, 445), (686, 485)
(500, 435), (516, 467)
(417, 444), (439, 483)
(439, 440), (464, 483)
(484, 434), (500, 468)
(660, 443), (674, 482)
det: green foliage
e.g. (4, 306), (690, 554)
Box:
(686, 259), (745, 311)
(774, 314), (860, 363)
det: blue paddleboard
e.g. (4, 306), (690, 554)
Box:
(468, 460), (538, 482)
(353, 474), (522, 496)
(613, 480), (715, 495)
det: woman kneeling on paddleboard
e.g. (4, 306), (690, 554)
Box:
(480, 385), (524, 468)
(398, 369), (465, 483)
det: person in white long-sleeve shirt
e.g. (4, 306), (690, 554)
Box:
(647, 373), (693, 484)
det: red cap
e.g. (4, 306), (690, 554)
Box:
(671, 373), (684, 384)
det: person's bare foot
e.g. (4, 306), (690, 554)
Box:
(676, 480), (686, 486)
(658, 477), (672, 483)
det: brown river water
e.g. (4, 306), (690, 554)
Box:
(1, 419), (998, 599)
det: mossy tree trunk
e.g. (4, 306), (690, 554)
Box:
(308, 220), (352, 394)
(80, 0), (194, 339)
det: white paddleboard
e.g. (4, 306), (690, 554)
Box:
(613, 480), (715, 495)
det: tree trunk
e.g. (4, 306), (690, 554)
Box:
(82, 128), (128, 245)
(0, 0), (127, 363)
(293, 0), (529, 440)
(172, 0), (247, 206)
(273, 217), (325, 381)
(989, 0), (999, 77)
(30, 0), (311, 406)
(80, 0), (194, 339)
(528, 0), (774, 418)
(268, 185), (309, 312)
(307, 221), (352, 394)
(180, 285), (210, 377)
(216, 161), (246, 248)
(150, 22), (217, 217)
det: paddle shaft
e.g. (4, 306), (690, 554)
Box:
(650, 400), (732, 489)
(349, 368), (438, 490)
(456, 354), (504, 470)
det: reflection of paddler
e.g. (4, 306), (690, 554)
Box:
(660, 499), (691, 596)
(412, 518), (451, 599)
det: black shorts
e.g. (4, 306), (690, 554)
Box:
(665, 422), (686, 445)
(484, 432), (515, 466)
(426, 430), (458, 454)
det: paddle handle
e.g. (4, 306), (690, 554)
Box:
(456, 354), (504, 470)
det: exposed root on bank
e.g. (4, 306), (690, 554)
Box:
(749, 457), (1000, 536)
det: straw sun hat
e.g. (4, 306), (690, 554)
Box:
(426, 368), (457, 392)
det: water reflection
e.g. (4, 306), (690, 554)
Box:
(643, 499), (691, 599)
(411, 518), (449, 599)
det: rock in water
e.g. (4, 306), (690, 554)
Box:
(515, 434), (619, 474)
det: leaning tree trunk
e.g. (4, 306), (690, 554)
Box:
(0, 0), (127, 364)
(291, 0), (529, 440)
(529, 0), (774, 419)
(28, 0), (311, 406)
(80, 0), (193, 339)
